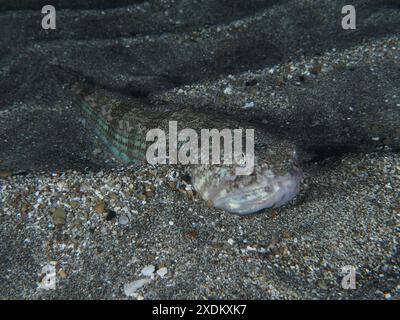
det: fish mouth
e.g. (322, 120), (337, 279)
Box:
(192, 167), (302, 215)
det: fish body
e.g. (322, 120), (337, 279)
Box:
(59, 67), (302, 215)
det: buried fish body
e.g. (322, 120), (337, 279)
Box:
(59, 69), (303, 215)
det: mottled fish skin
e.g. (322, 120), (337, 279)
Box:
(58, 68), (303, 215)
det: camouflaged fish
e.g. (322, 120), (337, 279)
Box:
(55, 66), (302, 215)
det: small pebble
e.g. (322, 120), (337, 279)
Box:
(118, 214), (129, 225)
(243, 101), (255, 109)
(106, 209), (117, 221)
(50, 207), (66, 226)
(124, 279), (149, 296)
(156, 267), (168, 278)
(94, 201), (106, 214)
(141, 265), (155, 277)
(223, 86), (233, 95)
